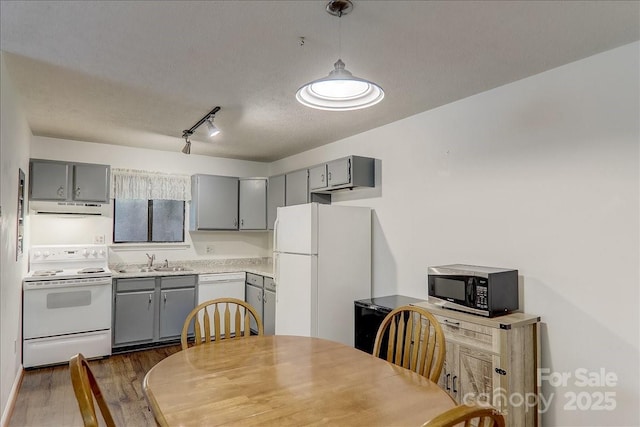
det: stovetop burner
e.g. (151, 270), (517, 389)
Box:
(78, 267), (105, 274)
(32, 269), (63, 277)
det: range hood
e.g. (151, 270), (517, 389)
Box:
(30, 201), (110, 216)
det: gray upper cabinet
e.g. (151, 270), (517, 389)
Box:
(267, 175), (285, 230)
(310, 155), (375, 193)
(327, 158), (352, 187)
(309, 164), (328, 191)
(285, 169), (308, 206)
(30, 159), (110, 202)
(73, 163), (111, 202)
(239, 178), (267, 230)
(190, 174), (239, 230)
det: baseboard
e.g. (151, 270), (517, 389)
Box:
(0, 364), (24, 427)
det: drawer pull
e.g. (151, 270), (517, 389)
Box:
(444, 319), (460, 327)
(495, 368), (507, 376)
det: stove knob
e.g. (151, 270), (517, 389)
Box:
(43, 251), (50, 258)
(83, 249), (90, 257)
(34, 251), (41, 258)
(99, 249), (106, 257)
(91, 250), (97, 256)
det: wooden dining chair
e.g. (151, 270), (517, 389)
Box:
(69, 353), (116, 427)
(372, 305), (445, 382)
(421, 403), (506, 427)
(181, 297), (264, 350)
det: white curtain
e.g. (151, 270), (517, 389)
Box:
(111, 168), (191, 201)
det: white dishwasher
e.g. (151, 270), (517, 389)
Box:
(197, 272), (246, 337)
(198, 272), (246, 303)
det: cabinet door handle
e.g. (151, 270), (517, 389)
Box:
(57, 186), (65, 197)
(446, 373), (451, 391)
(452, 375), (457, 393)
(257, 293), (262, 302)
(263, 293), (267, 303)
(234, 218), (238, 227)
(148, 294), (152, 304)
(321, 173), (325, 183)
(240, 219), (244, 227)
(328, 172), (332, 182)
(75, 187), (81, 197)
(163, 293), (167, 304)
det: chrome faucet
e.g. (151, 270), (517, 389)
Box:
(146, 253), (155, 267)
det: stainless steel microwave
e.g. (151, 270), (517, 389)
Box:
(427, 264), (518, 317)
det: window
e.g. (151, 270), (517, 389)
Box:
(114, 199), (185, 243)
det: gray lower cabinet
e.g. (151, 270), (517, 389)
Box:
(190, 174), (239, 230)
(245, 273), (275, 335)
(239, 178), (267, 230)
(263, 277), (276, 335)
(113, 275), (196, 348)
(114, 288), (155, 345)
(267, 174), (285, 230)
(285, 169), (308, 206)
(29, 159), (110, 202)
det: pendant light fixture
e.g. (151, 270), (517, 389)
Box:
(296, 0), (384, 111)
(180, 106), (221, 154)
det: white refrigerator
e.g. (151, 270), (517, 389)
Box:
(273, 203), (371, 346)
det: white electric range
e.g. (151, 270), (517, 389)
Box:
(23, 244), (112, 368)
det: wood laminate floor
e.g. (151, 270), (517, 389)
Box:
(9, 345), (181, 427)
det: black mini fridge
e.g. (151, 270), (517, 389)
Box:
(354, 295), (424, 355)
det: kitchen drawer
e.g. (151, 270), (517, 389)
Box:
(246, 273), (264, 287)
(264, 277), (275, 292)
(434, 314), (496, 353)
(160, 275), (197, 289)
(115, 277), (156, 292)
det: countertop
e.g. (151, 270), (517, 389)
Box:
(110, 257), (273, 279)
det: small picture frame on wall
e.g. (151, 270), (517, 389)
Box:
(17, 168), (25, 260)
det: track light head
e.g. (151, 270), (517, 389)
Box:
(181, 136), (191, 155)
(205, 116), (220, 137)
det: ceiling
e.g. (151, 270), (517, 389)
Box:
(1, 1), (638, 162)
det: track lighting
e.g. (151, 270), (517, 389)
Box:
(180, 106), (221, 154)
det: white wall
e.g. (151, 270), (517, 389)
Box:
(30, 137), (272, 263)
(270, 42), (640, 426)
(0, 53), (32, 425)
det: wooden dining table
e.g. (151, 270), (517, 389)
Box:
(143, 335), (455, 426)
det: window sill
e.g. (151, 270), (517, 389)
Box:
(109, 243), (190, 252)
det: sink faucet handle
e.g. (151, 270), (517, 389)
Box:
(146, 253), (155, 267)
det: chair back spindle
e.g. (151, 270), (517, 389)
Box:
(373, 305), (445, 382)
(181, 298), (263, 350)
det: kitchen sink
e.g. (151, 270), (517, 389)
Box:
(153, 266), (192, 272)
(116, 267), (156, 273)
